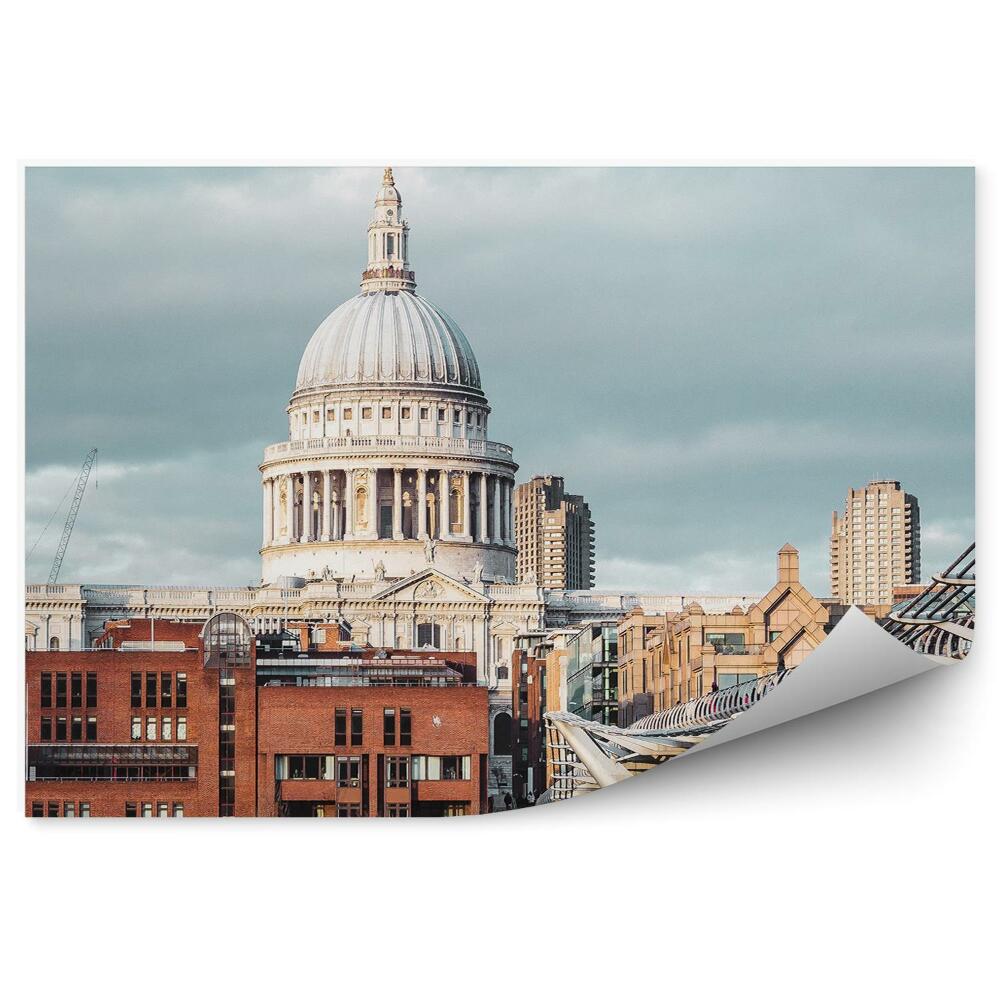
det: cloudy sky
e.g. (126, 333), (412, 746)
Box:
(25, 167), (974, 594)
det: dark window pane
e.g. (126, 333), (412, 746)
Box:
(40, 673), (52, 708)
(55, 673), (67, 707)
(400, 709), (412, 747)
(161, 673), (172, 709)
(334, 709), (347, 746)
(176, 673), (187, 708)
(86, 717), (97, 741)
(351, 709), (363, 746)
(40, 717), (51, 741)
(131, 673), (142, 708)
(55, 717), (67, 741)
(86, 672), (97, 708)
(146, 673), (157, 708)
(71, 717), (82, 741)
(71, 673), (82, 708)
(383, 708), (395, 746)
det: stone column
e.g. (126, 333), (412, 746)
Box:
(492, 475), (502, 545)
(300, 473), (311, 543)
(283, 473), (294, 544)
(331, 472), (341, 540)
(392, 466), (404, 540)
(504, 479), (513, 543)
(462, 470), (472, 540)
(479, 471), (489, 543)
(320, 469), (330, 541)
(368, 467), (378, 539)
(440, 468), (453, 540)
(262, 478), (272, 547)
(344, 469), (355, 540)
(417, 468), (428, 539)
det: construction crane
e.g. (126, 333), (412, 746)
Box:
(48, 448), (97, 584)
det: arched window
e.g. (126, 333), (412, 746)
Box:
(49, 636), (60, 651)
(493, 712), (513, 755)
(455, 635), (464, 651)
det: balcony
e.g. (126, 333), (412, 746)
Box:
(262, 434), (514, 464)
(26, 743), (198, 781)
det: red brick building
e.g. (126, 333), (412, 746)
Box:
(510, 638), (549, 808)
(26, 613), (489, 818)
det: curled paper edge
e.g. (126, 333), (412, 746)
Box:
(685, 607), (951, 757)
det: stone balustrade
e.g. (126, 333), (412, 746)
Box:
(263, 435), (514, 463)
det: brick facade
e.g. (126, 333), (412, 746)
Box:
(26, 617), (489, 818)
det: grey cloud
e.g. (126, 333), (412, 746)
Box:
(25, 167), (974, 594)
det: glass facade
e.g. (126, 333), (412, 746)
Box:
(564, 622), (619, 725)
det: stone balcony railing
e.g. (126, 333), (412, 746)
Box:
(263, 435), (515, 463)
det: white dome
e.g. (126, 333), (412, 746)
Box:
(294, 290), (482, 394)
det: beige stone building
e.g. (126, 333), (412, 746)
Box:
(830, 479), (921, 606)
(617, 545), (830, 723)
(513, 475), (595, 589)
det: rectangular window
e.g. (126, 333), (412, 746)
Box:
(173, 803), (184, 817)
(383, 708), (396, 745)
(131, 672), (142, 708)
(161, 673), (172, 708)
(71, 672), (82, 708)
(337, 804), (362, 817)
(344, 407), (353, 420)
(177, 717), (187, 741)
(381, 406), (392, 419)
(327, 407), (335, 421)
(79, 802), (90, 818)
(437, 407), (445, 422)
(399, 709), (412, 747)
(131, 717), (141, 740)
(64, 802), (75, 817)
(387, 803), (409, 817)
(161, 717), (172, 741)
(351, 708), (363, 745)
(32, 802), (44, 817)
(56, 673), (67, 707)
(40, 672), (52, 708)
(336, 756), (361, 787)
(71, 717), (82, 741)
(146, 673), (157, 708)
(146, 717), (157, 741)
(86, 672), (97, 708)
(56, 717), (67, 742)
(125, 803), (137, 817)
(385, 755), (409, 787)
(141, 803), (153, 818)
(401, 406), (411, 419)
(362, 406), (373, 419)
(334, 708), (347, 746)
(157, 803), (169, 818)
(48, 802), (59, 817)
(86, 717), (97, 741)
(176, 673), (187, 708)
(420, 407), (429, 420)
(41, 717), (52, 741)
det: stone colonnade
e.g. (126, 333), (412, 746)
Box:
(262, 466), (515, 547)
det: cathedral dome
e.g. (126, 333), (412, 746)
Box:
(294, 290), (482, 394)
